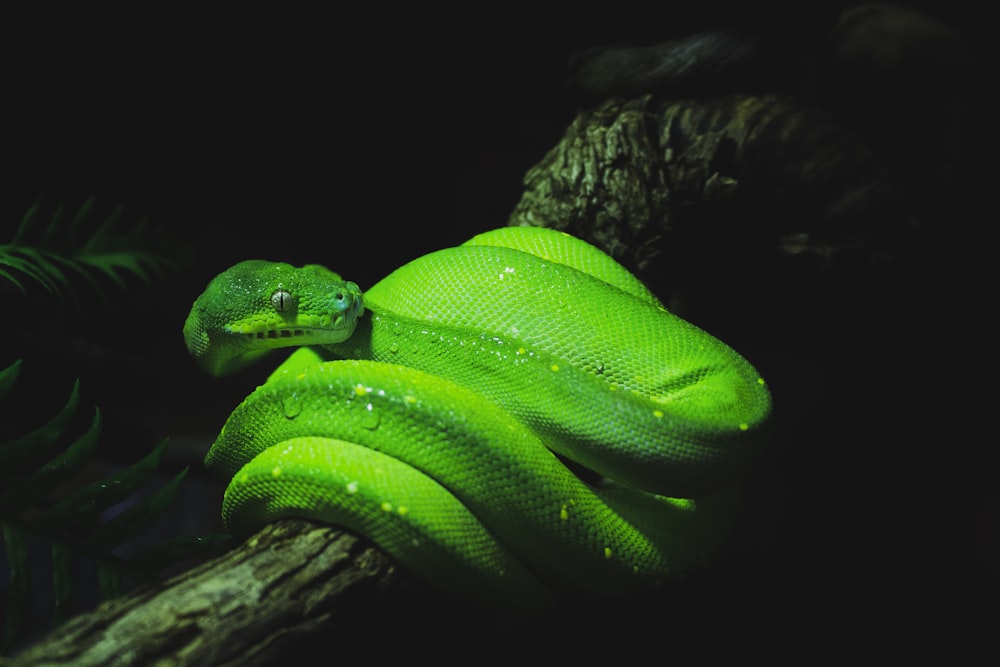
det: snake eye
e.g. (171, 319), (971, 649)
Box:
(333, 290), (351, 313)
(271, 289), (293, 312)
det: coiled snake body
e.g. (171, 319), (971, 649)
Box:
(184, 227), (771, 608)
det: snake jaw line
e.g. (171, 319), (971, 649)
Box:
(234, 325), (342, 342)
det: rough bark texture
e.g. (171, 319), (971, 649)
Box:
(507, 93), (912, 308)
(5, 520), (401, 666)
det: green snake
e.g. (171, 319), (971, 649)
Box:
(184, 226), (771, 609)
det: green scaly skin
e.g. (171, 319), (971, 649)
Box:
(184, 227), (772, 609)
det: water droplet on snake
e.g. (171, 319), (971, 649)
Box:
(361, 403), (380, 429)
(282, 395), (302, 419)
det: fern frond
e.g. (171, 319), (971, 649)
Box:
(0, 407), (101, 515)
(0, 377), (81, 467)
(0, 252), (67, 294)
(83, 468), (190, 553)
(0, 359), (217, 654)
(35, 438), (172, 529)
(1, 197), (190, 302)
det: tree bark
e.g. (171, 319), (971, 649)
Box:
(5, 520), (403, 666)
(507, 92), (911, 308)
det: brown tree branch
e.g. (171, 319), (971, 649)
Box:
(508, 93), (911, 298)
(5, 520), (403, 666)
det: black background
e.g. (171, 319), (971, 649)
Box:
(1, 2), (993, 658)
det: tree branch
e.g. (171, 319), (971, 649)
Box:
(508, 93), (910, 292)
(6, 519), (403, 666)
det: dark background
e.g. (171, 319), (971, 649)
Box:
(1, 1), (993, 656)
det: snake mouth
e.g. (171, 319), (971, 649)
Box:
(245, 327), (325, 341)
(235, 323), (355, 346)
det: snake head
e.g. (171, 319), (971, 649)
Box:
(183, 260), (364, 377)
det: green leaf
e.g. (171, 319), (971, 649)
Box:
(77, 201), (121, 254)
(0, 267), (26, 293)
(2, 197), (190, 303)
(0, 379), (81, 468)
(83, 467), (190, 552)
(0, 408), (101, 515)
(0, 252), (62, 293)
(40, 202), (66, 246)
(37, 438), (172, 528)
(0, 199), (203, 648)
